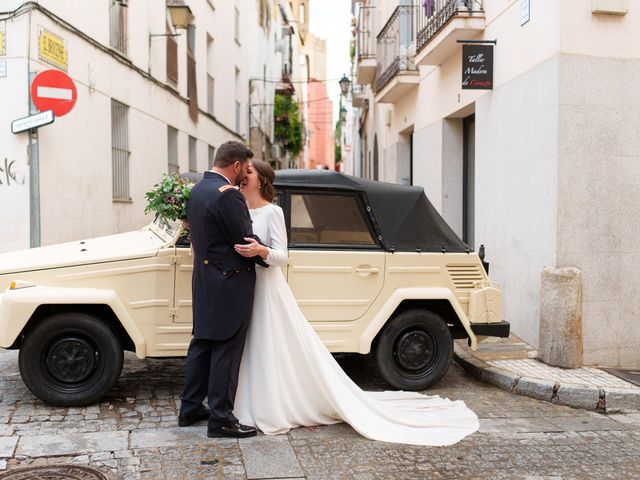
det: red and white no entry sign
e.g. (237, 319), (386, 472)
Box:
(31, 69), (77, 117)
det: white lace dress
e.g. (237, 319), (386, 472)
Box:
(233, 203), (479, 446)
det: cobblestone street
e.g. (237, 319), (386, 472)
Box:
(0, 349), (638, 479)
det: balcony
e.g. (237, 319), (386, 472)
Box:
(351, 84), (368, 108)
(355, 3), (376, 85)
(375, 5), (420, 104)
(415, 0), (485, 66)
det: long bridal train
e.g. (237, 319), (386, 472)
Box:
(233, 204), (479, 446)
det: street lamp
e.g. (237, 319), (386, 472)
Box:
(166, 1), (194, 29)
(339, 74), (351, 96)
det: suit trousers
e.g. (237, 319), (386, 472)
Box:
(179, 319), (250, 427)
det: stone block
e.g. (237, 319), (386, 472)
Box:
(481, 367), (519, 392)
(17, 431), (128, 457)
(556, 385), (600, 410)
(539, 266), (583, 368)
(604, 388), (640, 414)
(239, 435), (303, 479)
(514, 377), (555, 403)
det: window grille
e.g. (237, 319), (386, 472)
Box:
(111, 99), (130, 201)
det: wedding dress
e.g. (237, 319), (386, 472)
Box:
(233, 203), (479, 446)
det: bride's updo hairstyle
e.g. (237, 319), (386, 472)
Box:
(252, 159), (277, 203)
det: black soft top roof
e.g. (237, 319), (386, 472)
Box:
(274, 170), (468, 253)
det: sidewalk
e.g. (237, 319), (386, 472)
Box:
(454, 335), (640, 413)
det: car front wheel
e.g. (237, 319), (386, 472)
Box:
(375, 309), (452, 391)
(19, 312), (123, 406)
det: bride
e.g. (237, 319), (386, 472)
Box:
(231, 160), (479, 446)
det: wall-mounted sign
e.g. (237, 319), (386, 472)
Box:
(11, 110), (55, 134)
(38, 26), (68, 71)
(520, 0), (531, 26)
(0, 21), (6, 56)
(31, 69), (77, 117)
(462, 44), (493, 90)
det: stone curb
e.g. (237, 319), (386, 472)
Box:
(453, 344), (640, 413)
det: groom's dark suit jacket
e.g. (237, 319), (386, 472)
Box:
(187, 171), (267, 341)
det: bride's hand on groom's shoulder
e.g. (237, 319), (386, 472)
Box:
(234, 237), (268, 260)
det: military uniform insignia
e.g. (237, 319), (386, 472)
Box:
(218, 184), (236, 193)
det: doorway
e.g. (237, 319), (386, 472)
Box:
(463, 115), (475, 248)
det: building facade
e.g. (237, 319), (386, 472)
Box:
(351, 0), (640, 367)
(0, 0), (309, 253)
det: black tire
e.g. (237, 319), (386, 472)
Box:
(19, 312), (123, 406)
(375, 309), (452, 391)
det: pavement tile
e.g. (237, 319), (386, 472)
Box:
(288, 423), (360, 439)
(0, 437), (17, 458)
(479, 418), (562, 434)
(239, 434), (304, 479)
(16, 431), (128, 457)
(130, 426), (237, 449)
(546, 415), (629, 432)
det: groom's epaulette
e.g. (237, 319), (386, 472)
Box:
(218, 184), (236, 193)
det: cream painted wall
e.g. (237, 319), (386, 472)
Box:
(0, 13), (30, 253)
(0, 1), (261, 251)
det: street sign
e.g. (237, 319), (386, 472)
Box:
(31, 69), (77, 117)
(11, 110), (55, 134)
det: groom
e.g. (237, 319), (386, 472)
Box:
(178, 141), (267, 438)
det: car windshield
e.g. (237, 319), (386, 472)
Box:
(150, 217), (182, 244)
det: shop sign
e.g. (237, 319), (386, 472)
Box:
(38, 26), (68, 71)
(0, 21), (6, 56)
(462, 44), (493, 90)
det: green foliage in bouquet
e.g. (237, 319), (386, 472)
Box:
(144, 174), (194, 224)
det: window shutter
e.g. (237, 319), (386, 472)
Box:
(167, 35), (178, 84)
(187, 50), (198, 121)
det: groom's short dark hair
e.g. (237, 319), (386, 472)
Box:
(214, 141), (254, 168)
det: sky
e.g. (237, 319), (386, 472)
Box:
(309, 0), (353, 123)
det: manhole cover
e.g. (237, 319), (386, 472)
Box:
(0, 465), (109, 480)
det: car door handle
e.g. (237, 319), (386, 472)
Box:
(355, 266), (379, 275)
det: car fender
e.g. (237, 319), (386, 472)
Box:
(0, 285), (147, 358)
(358, 287), (477, 353)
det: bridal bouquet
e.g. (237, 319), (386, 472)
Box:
(144, 173), (194, 225)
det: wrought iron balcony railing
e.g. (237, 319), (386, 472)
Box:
(356, 3), (376, 60)
(376, 5), (419, 92)
(416, 0), (484, 53)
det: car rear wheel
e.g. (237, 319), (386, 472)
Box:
(19, 312), (123, 406)
(374, 309), (452, 390)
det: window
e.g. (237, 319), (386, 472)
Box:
(188, 136), (197, 173)
(186, 25), (198, 120)
(206, 35), (214, 115)
(235, 101), (241, 133)
(168, 126), (179, 173)
(109, 0), (127, 54)
(111, 99), (130, 201)
(235, 68), (241, 133)
(208, 145), (216, 169)
(289, 193), (376, 246)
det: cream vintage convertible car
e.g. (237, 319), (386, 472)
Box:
(0, 170), (508, 406)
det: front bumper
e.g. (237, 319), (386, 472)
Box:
(470, 320), (510, 338)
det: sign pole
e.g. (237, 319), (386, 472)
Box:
(28, 71), (41, 248)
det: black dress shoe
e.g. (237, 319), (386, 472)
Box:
(178, 405), (210, 427)
(207, 422), (257, 438)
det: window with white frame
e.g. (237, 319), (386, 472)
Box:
(109, 0), (127, 54)
(234, 6), (240, 44)
(207, 35), (215, 115)
(111, 99), (130, 201)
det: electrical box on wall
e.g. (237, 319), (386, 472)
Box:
(591, 0), (628, 15)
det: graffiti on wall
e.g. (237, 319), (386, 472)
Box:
(0, 158), (26, 186)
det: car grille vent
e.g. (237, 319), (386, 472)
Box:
(446, 264), (484, 290)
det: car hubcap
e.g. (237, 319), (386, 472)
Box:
(46, 337), (97, 384)
(394, 330), (433, 372)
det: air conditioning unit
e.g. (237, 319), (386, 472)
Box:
(271, 144), (281, 159)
